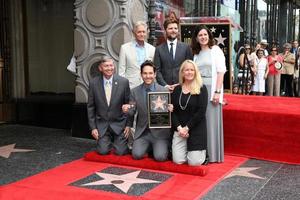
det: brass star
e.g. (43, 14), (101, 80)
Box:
(225, 167), (265, 179)
(152, 95), (166, 111)
(0, 143), (35, 158)
(82, 170), (160, 193)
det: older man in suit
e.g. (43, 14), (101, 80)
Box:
(87, 56), (131, 155)
(154, 18), (193, 92)
(118, 21), (155, 89)
(122, 60), (172, 161)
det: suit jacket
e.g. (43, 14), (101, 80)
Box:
(127, 82), (171, 140)
(87, 74), (130, 137)
(118, 41), (155, 89)
(281, 52), (295, 75)
(154, 41), (193, 86)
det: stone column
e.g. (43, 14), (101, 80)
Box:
(278, 0), (288, 48)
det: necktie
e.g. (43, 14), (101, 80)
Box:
(145, 87), (151, 103)
(170, 42), (174, 59)
(104, 80), (111, 105)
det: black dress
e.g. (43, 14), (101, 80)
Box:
(171, 85), (208, 151)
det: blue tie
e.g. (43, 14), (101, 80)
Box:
(145, 87), (151, 103)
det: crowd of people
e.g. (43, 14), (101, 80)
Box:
(87, 18), (226, 166)
(234, 40), (300, 97)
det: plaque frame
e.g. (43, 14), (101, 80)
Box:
(147, 91), (171, 129)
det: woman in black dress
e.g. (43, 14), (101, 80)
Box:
(171, 60), (208, 166)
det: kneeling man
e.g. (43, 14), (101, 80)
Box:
(87, 56), (130, 155)
(123, 60), (172, 161)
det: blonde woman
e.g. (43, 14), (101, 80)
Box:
(171, 60), (208, 166)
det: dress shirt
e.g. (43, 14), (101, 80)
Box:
(134, 41), (146, 66)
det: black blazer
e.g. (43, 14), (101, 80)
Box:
(171, 85), (208, 151)
(154, 41), (193, 86)
(87, 74), (130, 136)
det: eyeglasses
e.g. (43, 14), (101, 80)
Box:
(245, 48), (251, 50)
(271, 49), (277, 51)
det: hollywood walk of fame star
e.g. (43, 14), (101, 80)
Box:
(215, 33), (227, 46)
(82, 170), (161, 193)
(152, 95), (167, 111)
(0, 143), (35, 158)
(210, 26), (216, 33)
(225, 167), (265, 179)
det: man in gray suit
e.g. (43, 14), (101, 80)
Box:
(87, 56), (131, 155)
(122, 60), (172, 161)
(154, 18), (193, 92)
(118, 21), (155, 89)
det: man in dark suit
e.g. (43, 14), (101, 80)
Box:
(122, 60), (172, 161)
(154, 18), (193, 92)
(87, 56), (130, 155)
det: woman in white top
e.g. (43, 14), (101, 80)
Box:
(191, 25), (226, 163)
(252, 49), (269, 95)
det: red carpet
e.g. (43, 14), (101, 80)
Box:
(0, 156), (247, 200)
(224, 94), (300, 164)
(85, 151), (207, 176)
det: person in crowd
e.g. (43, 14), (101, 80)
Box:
(232, 83), (240, 94)
(87, 56), (130, 155)
(118, 21), (155, 89)
(291, 40), (299, 97)
(171, 60), (208, 166)
(251, 43), (261, 59)
(267, 46), (283, 96)
(260, 39), (269, 56)
(296, 48), (300, 97)
(252, 49), (269, 95)
(154, 18), (193, 92)
(237, 44), (256, 94)
(232, 41), (240, 86)
(122, 60), (173, 161)
(291, 40), (298, 55)
(280, 43), (295, 97)
(191, 25), (226, 163)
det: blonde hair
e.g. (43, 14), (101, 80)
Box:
(179, 60), (203, 95)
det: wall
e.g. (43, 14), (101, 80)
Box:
(26, 0), (74, 93)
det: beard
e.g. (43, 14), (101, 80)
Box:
(167, 34), (177, 41)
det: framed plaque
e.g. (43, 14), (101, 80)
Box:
(147, 91), (171, 128)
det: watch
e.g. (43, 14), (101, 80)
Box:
(215, 89), (221, 94)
